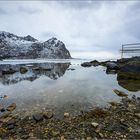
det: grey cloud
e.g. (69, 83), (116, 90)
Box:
(41, 32), (59, 40)
(18, 6), (41, 14)
(0, 8), (8, 15)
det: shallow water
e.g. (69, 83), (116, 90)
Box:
(0, 59), (140, 118)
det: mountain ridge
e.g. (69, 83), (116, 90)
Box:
(0, 31), (71, 59)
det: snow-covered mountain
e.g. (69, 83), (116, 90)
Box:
(0, 31), (71, 59)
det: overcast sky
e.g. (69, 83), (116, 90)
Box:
(0, 1), (140, 59)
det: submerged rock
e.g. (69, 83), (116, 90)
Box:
(113, 89), (128, 97)
(43, 111), (53, 119)
(32, 113), (43, 122)
(6, 103), (16, 112)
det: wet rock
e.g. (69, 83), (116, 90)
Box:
(105, 123), (129, 132)
(32, 66), (40, 71)
(81, 62), (92, 67)
(2, 68), (16, 75)
(0, 95), (8, 99)
(91, 122), (99, 128)
(43, 111), (53, 119)
(6, 103), (16, 112)
(90, 60), (100, 66)
(32, 113), (43, 122)
(20, 66), (28, 74)
(0, 111), (11, 118)
(106, 69), (117, 75)
(106, 62), (119, 70)
(67, 68), (75, 71)
(0, 105), (5, 112)
(7, 119), (16, 125)
(113, 89), (128, 97)
(1, 108), (5, 112)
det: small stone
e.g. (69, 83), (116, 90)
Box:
(1, 108), (5, 112)
(7, 124), (14, 129)
(21, 135), (29, 139)
(127, 104), (136, 110)
(108, 101), (118, 106)
(51, 130), (60, 137)
(17, 128), (23, 133)
(61, 135), (65, 140)
(135, 113), (140, 119)
(7, 119), (16, 125)
(120, 119), (124, 123)
(86, 137), (92, 140)
(64, 112), (69, 117)
(0, 111), (11, 118)
(128, 127), (133, 132)
(43, 111), (53, 119)
(29, 133), (34, 137)
(99, 133), (104, 138)
(32, 113), (43, 122)
(6, 103), (16, 112)
(91, 122), (99, 128)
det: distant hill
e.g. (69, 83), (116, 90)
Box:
(0, 31), (71, 59)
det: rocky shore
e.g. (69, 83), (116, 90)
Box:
(81, 56), (140, 92)
(0, 92), (140, 139)
(81, 56), (140, 76)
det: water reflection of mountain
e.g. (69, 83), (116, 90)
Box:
(0, 63), (70, 85)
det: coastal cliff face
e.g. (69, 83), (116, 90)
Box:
(0, 31), (71, 59)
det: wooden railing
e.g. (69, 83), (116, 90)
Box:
(120, 43), (140, 58)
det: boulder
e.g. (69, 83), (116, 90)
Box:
(20, 66), (28, 74)
(90, 60), (100, 66)
(81, 62), (92, 67)
(106, 62), (119, 70)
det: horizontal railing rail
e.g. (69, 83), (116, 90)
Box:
(120, 43), (140, 58)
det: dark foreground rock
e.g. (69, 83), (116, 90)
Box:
(0, 95), (140, 139)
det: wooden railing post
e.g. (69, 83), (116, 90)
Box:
(121, 45), (124, 59)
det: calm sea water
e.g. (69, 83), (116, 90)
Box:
(0, 59), (140, 118)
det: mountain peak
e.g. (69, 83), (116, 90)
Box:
(23, 35), (37, 42)
(0, 31), (71, 59)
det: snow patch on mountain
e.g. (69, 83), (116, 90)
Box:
(0, 31), (71, 59)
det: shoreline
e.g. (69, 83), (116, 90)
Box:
(0, 94), (140, 139)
